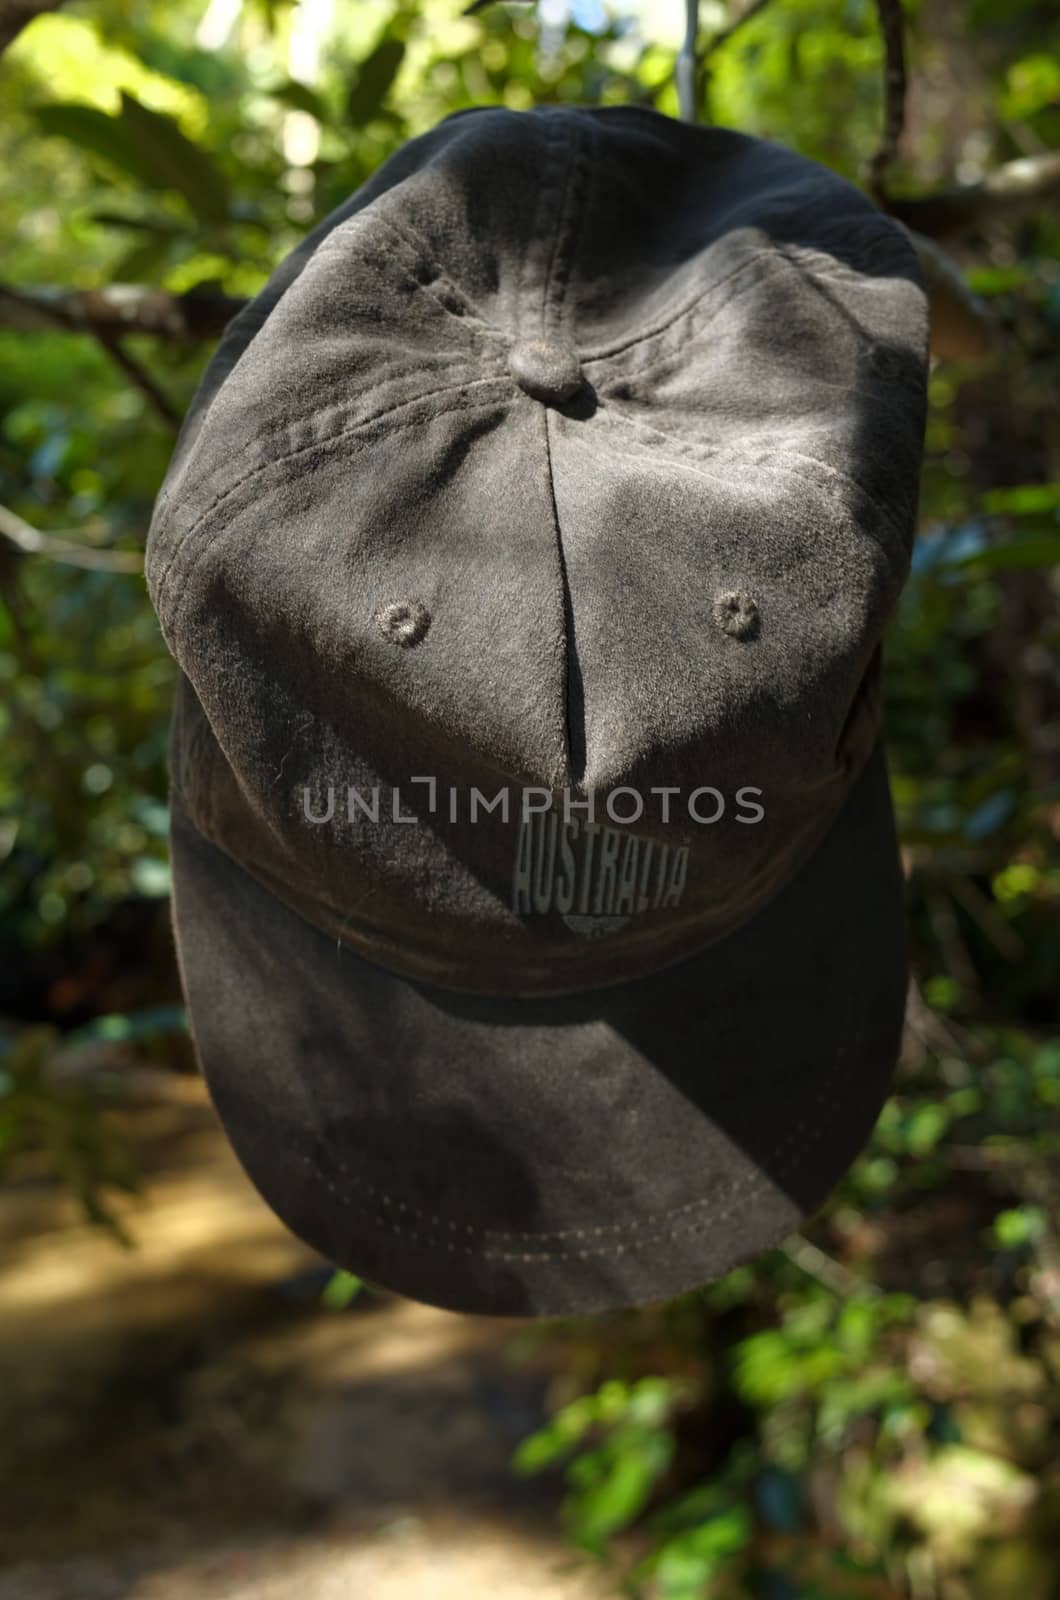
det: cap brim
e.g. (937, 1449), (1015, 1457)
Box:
(169, 744), (907, 1318)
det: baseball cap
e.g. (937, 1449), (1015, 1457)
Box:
(145, 105), (928, 1317)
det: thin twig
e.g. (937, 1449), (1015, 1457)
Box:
(867, 0), (908, 202)
(943, 870), (1025, 961)
(780, 1234), (879, 1298)
(701, 0), (772, 64)
(925, 888), (980, 993)
(95, 331), (182, 433)
(0, 282), (244, 340)
(901, 975), (979, 1062)
(676, 0), (700, 124)
(0, 504), (144, 573)
(694, 0), (774, 124)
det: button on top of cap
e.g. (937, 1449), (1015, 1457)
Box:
(509, 338), (584, 405)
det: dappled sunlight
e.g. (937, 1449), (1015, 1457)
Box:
(0, 1102), (611, 1598)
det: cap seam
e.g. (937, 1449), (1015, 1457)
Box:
(150, 214), (513, 624)
(315, 207), (506, 340)
(596, 403), (913, 582)
(579, 247), (775, 367)
(155, 353), (509, 584)
(591, 299), (882, 399)
(543, 404), (584, 786)
(578, 218), (918, 375)
(517, 112), (567, 339)
(153, 381), (511, 638)
(517, 108), (594, 344)
(542, 113), (592, 341)
(584, 252), (921, 415)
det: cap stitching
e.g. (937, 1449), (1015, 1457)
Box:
(579, 248), (774, 368)
(150, 221), (509, 624)
(578, 224), (919, 380)
(772, 239), (928, 440)
(307, 1061), (821, 1243)
(587, 273), (921, 429)
(542, 115), (591, 341)
(295, 1003), (868, 1262)
(153, 382), (511, 637)
(596, 404), (912, 581)
(519, 112), (572, 340)
(330, 209), (505, 339)
(592, 312), (885, 401)
(157, 351), (508, 577)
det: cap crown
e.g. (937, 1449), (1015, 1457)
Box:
(147, 106), (928, 996)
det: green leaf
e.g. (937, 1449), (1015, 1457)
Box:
(993, 1205), (1047, 1249)
(347, 38), (406, 126)
(32, 103), (159, 187)
(512, 1398), (596, 1474)
(905, 1101), (950, 1155)
(569, 1430), (672, 1548)
(651, 1506), (752, 1598)
(111, 234), (179, 282)
(731, 1328), (845, 1406)
(981, 483), (1060, 515)
(321, 1269), (363, 1308)
(33, 97), (232, 225)
(947, 534), (1060, 572)
(117, 93), (232, 224)
(69, 1006), (188, 1044)
(267, 78), (331, 120)
(965, 264), (1032, 296)
(89, 211), (190, 235)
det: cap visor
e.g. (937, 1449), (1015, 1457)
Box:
(169, 745), (907, 1318)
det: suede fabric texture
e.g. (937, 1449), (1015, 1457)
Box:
(146, 104), (928, 1317)
(168, 744), (906, 1317)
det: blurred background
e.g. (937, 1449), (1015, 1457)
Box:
(0, 1), (1058, 1597)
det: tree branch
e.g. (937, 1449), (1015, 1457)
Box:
(701, 0), (773, 63)
(0, 0), (67, 55)
(676, 0), (700, 124)
(4, 149), (1053, 374)
(906, 229), (999, 363)
(94, 330), (182, 432)
(867, 0), (908, 202)
(0, 282), (245, 340)
(0, 504), (143, 573)
(780, 1234), (879, 1298)
(883, 152), (1060, 241)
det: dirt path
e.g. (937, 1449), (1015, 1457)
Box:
(0, 1094), (613, 1600)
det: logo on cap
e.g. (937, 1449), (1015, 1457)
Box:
(512, 812), (688, 935)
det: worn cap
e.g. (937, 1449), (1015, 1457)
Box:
(146, 105), (928, 1317)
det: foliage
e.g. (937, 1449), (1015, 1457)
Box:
(320, 1267), (365, 1308)
(1, 1), (1058, 1596)
(0, 1023), (141, 1238)
(512, 1028), (1060, 1594)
